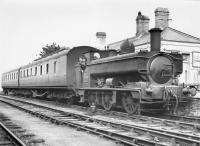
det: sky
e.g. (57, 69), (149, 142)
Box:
(0, 0), (200, 89)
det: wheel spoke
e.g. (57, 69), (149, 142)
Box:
(122, 95), (137, 114)
(103, 95), (112, 111)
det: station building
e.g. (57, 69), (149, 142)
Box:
(107, 7), (200, 84)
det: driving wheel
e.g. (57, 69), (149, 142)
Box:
(102, 94), (112, 110)
(122, 94), (139, 114)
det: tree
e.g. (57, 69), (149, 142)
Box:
(39, 42), (61, 57)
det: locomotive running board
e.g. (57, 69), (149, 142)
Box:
(78, 87), (141, 91)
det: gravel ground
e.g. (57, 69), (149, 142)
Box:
(0, 102), (117, 146)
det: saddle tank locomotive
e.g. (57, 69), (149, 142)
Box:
(1, 28), (196, 114)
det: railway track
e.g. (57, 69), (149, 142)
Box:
(0, 113), (45, 146)
(0, 95), (200, 146)
(0, 121), (26, 146)
(159, 114), (200, 124)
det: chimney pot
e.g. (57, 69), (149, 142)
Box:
(136, 12), (150, 36)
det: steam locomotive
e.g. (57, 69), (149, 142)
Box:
(1, 28), (196, 114)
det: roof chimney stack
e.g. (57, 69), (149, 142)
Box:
(136, 12), (150, 36)
(155, 7), (169, 29)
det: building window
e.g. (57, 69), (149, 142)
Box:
(183, 54), (189, 62)
(40, 65), (42, 75)
(54, 61), (57, 73)
(46, 64), (49, 74)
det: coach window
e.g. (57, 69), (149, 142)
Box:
(35, 67), (37, 76)
(23, 70), (25, 77)
(46, 64), (49, 74)
(14, 73), (15, 79)
(27, 69), (29, 77)
(40, 65), (42, 75)
(31, 68), (32, 76)
(54, 61), (57, 73)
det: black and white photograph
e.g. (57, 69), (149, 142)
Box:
(0, 0), (200, 145)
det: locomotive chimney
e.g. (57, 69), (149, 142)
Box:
(96, 32), (106, 50)
(149, 28), (162, 52)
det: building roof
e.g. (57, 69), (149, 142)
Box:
(108, 27), (200, 50)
